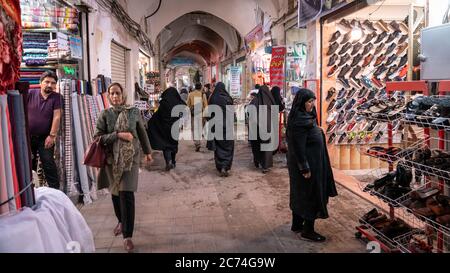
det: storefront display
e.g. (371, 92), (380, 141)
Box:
(320, 2), (420, 171)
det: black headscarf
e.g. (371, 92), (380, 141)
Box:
(271, 86), (285, 112)
(160, 87), (185, 109)
(257, 85), (276, 106)
(287, 88), (317, 130)
(147, 87), (186, 151)
(209, 82), (233, 106)
(180, 88), (188, 95)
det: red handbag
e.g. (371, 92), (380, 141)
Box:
(83, 137), (106, 168)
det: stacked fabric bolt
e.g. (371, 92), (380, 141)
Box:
(20, 4), (78, 30)
(22, 32), (48, 66)
(19, 68), (48, 89)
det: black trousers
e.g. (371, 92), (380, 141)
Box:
(30, 135), (59, 189)
(112, 191), (135, 238)
(163, 149), (176, 165)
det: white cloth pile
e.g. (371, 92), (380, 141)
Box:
(0, 187), (95, 253)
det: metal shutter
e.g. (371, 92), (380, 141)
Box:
(111, 41), (127, 88)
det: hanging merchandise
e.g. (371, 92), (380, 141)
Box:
(320, 3), (414, 171)
(269, 46), (286, 89)
(0, 0), (22, 94)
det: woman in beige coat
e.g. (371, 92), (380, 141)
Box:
(94, 82), (153, 252)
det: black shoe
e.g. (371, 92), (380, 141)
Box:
(327, 42), (339, 55)
(398, 54), (407, 68)
(389, 21), (401, 32)
(357, 87), (369, 98)
(338, 77), (351, 89)
(254, 161), (260, 168)
(367, 89), (378, 100)
(351, 42), (363, 56)
(195, 146), (201, 152)
(351, 54), (363, 67)
(337, 110), (346, 124)
(398, 34), (408, 44)
(386, 31), (400, 44)
(385, 54), (397, 66)
(362, 31), (377, 44)
(341, 31), (351, 44)
(346, 88), (357, 98)
(374, 31), (388, 44)
(327, 54), (339, 67)
(338, 42), (352, 55)
(385, 65), (398, 78)
(363, 19), (377, 32)
(385, 43), (396, 55)
(337, 133), (347, 143)
(349, 65), (362, 79)
(220, 168), (229, 177)
(291, 225), (303, 233)
(361, 43), (374, 56)
(337, 53), (350, 66)
(301, 231), (326, 242)
(374, 42), (385, 53)
(262, 168), (269, 174)
(374, 64), (388, 77)
(172, 161), (176, 168)
(165, 162), (174, 171)
(337, 64), (351, 78)
(329, 30), (341, 43)
(338, 18), (352, 29)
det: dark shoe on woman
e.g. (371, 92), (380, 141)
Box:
(262, 168), (269, 174)
(220, 168), (229, 177)
(123, 238), (134, 252)
(301, 231), (326, 242)
(165, 162), (174, 171)
(113, 223), (122, 237)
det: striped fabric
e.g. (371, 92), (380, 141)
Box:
(71, 92), (92, 204)
(61, 80), (76, 196)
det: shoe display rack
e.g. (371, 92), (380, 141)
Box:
(355, 80), (450, 253)
(323, 18), (410, 170)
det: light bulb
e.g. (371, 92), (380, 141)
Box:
(351, 27), (363, 41)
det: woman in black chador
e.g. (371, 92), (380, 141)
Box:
(147, 87), (186, 171)
(208, 82), (234, 177)
(249, 85), (277, 173)
(287, 88), (338, 242)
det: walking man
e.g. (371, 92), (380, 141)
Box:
(187, 82), (208, 152)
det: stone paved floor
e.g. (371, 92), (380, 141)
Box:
(79, 140), (374, 253)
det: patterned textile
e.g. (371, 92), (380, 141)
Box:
(61, 80), (75, 196)
(111, 107), (135, 196)
(0, 0), (22, 94)
(71, 92), (91, 204)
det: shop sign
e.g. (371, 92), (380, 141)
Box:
(169, 57), (194, 66)
(245, 24), (264, 52)
(229, 66), (241, 98)
(134, 100), (149, 111)
(269, 46), (286, 89)
(69, 36), (82, 59)
(145, 84), (155, 93)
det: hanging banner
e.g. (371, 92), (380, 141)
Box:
(269, 46), (286, 89)
(69, 36), (82, 59)
(229, 66), (241, 98)
(244, 24), (264, 52)
(298, 0), (323, 27)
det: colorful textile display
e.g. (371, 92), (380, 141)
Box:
(7, 90), (34, 208)
(0, 0), (22, 94)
